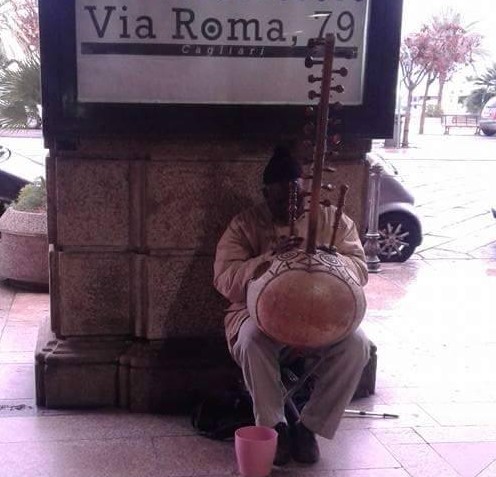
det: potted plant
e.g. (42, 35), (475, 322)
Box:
(0, 177), (48, 289)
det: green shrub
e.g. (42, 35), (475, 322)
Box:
(13, 177), (46, 212)
(426, 105), (443, 118)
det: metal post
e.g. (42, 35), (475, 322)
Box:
(364, 159), (383, 273)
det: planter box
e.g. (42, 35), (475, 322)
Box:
(0, 208), (48, 289)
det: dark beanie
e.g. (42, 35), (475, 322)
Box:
(263, 146), (303, 185)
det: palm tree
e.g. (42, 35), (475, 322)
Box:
(465, 64), (496, 114)
(0, 0), (41, 129)
(0, 53), (41, 129)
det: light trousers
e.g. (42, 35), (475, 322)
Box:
(231, 318), (370, 439)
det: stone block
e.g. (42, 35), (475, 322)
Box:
(145, 161), (264, 252)
(56, 252), (134, 337)
(35, 326), (129, 408)
(119, 339), (240, 413)
(142, 254), (226, 340)
(55, 158), (131, 247)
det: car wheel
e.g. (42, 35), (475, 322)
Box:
(481, 128), (496, 137)
(378, 212), (420, 263)
(0, 145), (11, 162)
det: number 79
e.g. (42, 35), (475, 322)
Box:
(313, 11), (355, 42)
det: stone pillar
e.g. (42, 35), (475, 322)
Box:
(35, 136), (372, 411)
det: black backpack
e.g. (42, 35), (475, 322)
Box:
(191, 390), (255, 440)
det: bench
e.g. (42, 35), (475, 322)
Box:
(441, 114), (480, 135)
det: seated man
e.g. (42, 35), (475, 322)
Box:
(213, 145), (369, 465)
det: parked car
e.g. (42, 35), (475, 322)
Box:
(479, 96), (496, 136)
(369, 154), (423, 263)
(0, 146), (29, 215)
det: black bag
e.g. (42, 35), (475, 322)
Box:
(191, 390), (255, 441)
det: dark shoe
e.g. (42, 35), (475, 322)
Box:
(291, 421), (320, 464)
(273, 422), (291, 466)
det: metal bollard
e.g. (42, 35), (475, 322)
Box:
(364, 160), (383, 273)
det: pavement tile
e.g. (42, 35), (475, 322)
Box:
(416, 426), (496, 444)
(153, 435), (236, 476)
(371, 428), (426, 445)
(478, 460), (496, 477)
(431, 442), (496, 477)
(0, 351), (35, 364)
(333, 471), (410, 477)
(0, 413), (194, 443)
(0, 324), (40, 352)
(386, 443), (460, 477)
(419, 403), (496, 426)
(0, 363), (35, 400)
(0, 438), (161, 477)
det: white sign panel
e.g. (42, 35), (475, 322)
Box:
(76, 0), (370, 105)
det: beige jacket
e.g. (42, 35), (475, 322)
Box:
(213, 203), (368, 351)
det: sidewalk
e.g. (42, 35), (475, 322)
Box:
(1, 256), (495, 476)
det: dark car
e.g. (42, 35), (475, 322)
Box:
(0, 146), (29, 214)
(370, 154), (423, 263)
(479, 96), (496, 136)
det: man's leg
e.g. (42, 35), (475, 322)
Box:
(299, 328), (370, 439)
(231, 318), (286, 427)
(231, 318), (292, 465)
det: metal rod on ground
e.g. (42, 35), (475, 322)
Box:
(344, 409), (399, 419)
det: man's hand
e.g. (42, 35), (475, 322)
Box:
(272, 235), (304, 255)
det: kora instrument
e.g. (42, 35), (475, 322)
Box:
(247, 34), (366, 348)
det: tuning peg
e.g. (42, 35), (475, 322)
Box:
(308, 74), (322, 83)
(303, 122), (315, 136)
(331, 85), (345, 94)
(329, 133), (342, 145)
(305, 106), (316, 117)
(342, 49), (355, 60)
(320, 199), (332, 207)
(307, 38), (323, 49)
(330, 118), (343, 126)
(302, 139), (314, 150)
(308, 90), (320, 100)
(332, 67), (348, 77)
(305, 56), (323, 68)
(324, 165), (337, 172)
(321, 183), (334, 191)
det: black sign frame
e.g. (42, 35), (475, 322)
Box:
(39, 0), (403, 145)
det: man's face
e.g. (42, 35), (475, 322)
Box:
(263, 178), (305, 225)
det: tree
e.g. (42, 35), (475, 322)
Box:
(399, 35), (431, 147)
(465, 63), (496, 114)
(414, 11), (482, 134)
(0, 0), (40, 129)
(7, 0), (39, 54)
(431, 11), (481, 110)
(0, 53), (41, 129)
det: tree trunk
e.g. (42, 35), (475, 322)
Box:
(437, 74), (446, 110)
(401, 89), (414, 148)
(419, 74), (432, 135)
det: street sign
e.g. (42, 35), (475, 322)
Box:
(39, 0), (403, 139)
(76, 0), (370, 105)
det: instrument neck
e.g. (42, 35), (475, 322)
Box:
(306, 35), (335, 254)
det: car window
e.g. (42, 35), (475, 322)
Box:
(481, 97), (496, 117)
